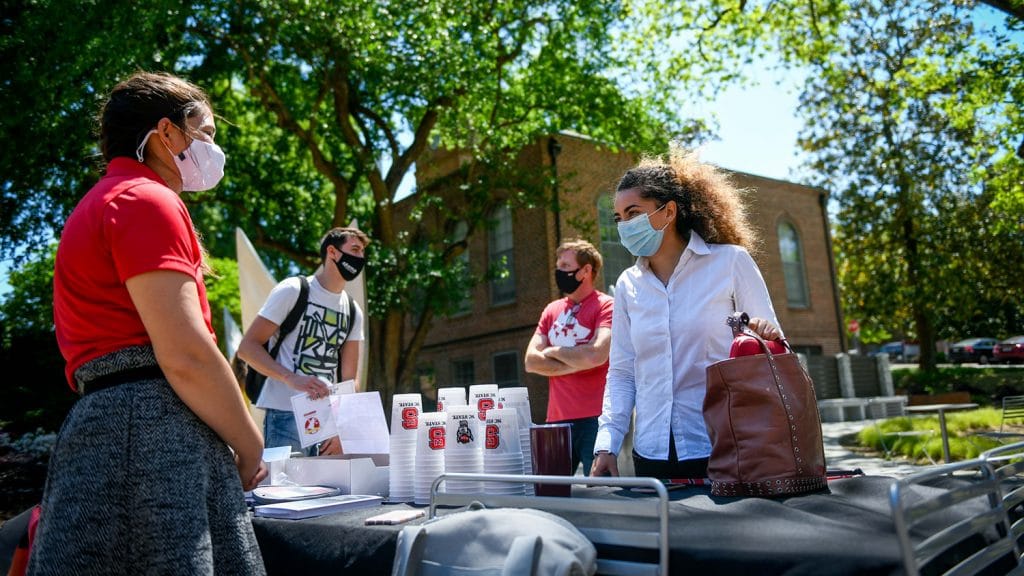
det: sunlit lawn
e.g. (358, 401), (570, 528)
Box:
(856, 407), (1023, 463)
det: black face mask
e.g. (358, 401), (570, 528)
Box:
(335, 251), (366, 281)
(554, 268), (583, 294)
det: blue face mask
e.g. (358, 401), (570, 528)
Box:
(617, 203), (670, 257)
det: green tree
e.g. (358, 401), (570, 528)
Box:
(1, 1), (706, 409)
(0, 246), (75, 433)
(793, 0), (1024, 368)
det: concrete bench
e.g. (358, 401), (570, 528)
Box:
(818, 398), (869, 422)
(818, 395), (909, 422)
(865, 395), (909, 419)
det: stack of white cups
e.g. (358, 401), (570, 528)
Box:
(442, 405), (484, 494)
(388, 393), (422, 503)
(498, 386), (535, 496)
(436, 386), (467, 412)
(468, 384), (498, 426)
(413, 411), (447, 505)
(482, 408), (525, 494)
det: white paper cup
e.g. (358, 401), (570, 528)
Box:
(445, 405), (482, 455)
(436, 387), (467, 412)
(484, 408), (522, 455)
(391, 393), (423, 437)
(469, 384), (499, 422)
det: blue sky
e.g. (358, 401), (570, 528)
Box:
(691, 69), (806, 182)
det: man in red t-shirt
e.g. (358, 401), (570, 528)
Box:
(525, 239), (614, 476)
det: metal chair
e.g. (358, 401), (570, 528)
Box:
(982, 440), (1024, 561)
(430, 473), (669, 576)
(974, 396), (1024, 443)
(890, 458), (1024, 575)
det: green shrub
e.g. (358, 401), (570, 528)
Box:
(856, 408), (1006, 462)
(893, 367), (1024, 406)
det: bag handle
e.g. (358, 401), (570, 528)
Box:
(727, 312), (793, 356)
(502, 536), (541, 576)
(391, 525), (428, 576)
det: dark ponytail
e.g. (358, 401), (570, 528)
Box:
(99, 71), (211, 162)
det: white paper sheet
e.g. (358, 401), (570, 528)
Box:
(290, 393), (339, 448)
(331, 379), (357, 396)
(334, 391), (390, 454)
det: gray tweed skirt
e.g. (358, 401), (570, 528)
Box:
(27, 346), (265, 575)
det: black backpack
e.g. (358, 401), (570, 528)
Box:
(243, 276), (309, 402)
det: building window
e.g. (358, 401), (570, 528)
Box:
(450, 220), (472, 316)
(488, 205), (516, 305)
(777, 221), (810, 307)
(492, 351), (520, 388)
(597, 194), (634, 294)
(452, 358), (475, 387)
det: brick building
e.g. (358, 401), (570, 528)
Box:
(411, 132), (845, 418)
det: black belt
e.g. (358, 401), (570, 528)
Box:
(79, 365), (165, 396)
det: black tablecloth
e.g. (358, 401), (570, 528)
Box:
(252, 474), (989, 576)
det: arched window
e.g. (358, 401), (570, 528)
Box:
(488, 205), (516, 305)
(777, 221), (809, 307)
(597, 194), (634, 294)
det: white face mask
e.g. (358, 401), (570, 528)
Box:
(136, 128), (226, 192)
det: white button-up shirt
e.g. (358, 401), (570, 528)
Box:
(595, 231), (780, 461)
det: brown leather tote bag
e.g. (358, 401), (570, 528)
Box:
(703, 313), (827, 497)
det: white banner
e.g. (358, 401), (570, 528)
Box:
(235, 227), (278, 332)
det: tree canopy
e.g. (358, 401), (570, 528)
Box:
(1, 0), (1021, 420)
(1, 1), (714, 406)
(791, 0), (1023, 367)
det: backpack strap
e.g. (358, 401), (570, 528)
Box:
(268, 275), (309, 359)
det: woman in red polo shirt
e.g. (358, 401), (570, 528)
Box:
(30, 72), (267, 575)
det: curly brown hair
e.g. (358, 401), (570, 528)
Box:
(615, 147), (758, 252)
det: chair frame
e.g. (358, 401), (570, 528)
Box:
(982, 440), (1024, 562)
(890, 458), (1024, 576)
(975, 396), (1024, 443)
(429, 473), (669, 576)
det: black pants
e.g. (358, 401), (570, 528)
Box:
(632, 432), (709, 479)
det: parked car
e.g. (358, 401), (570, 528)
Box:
(994, 336), (1024, 364)
(873, 342), (904, 361)
(872, 341), (920, 363)
(947, 337), (998, 364)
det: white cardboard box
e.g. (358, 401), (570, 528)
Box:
(282, 454), (389, 497)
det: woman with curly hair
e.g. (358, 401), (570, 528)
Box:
(591, 148), (783, 479)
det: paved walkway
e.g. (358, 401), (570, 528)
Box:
(822, 420), (926, 479)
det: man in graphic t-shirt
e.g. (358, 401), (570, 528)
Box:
(237, 227), (369, 456)
(524, 239), (613, 476)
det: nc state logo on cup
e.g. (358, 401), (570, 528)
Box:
(428, 425), (446, 450)
(402, 406), (419, 430)
(477, 398), (494, 421)
(486, 424), (500, 449)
